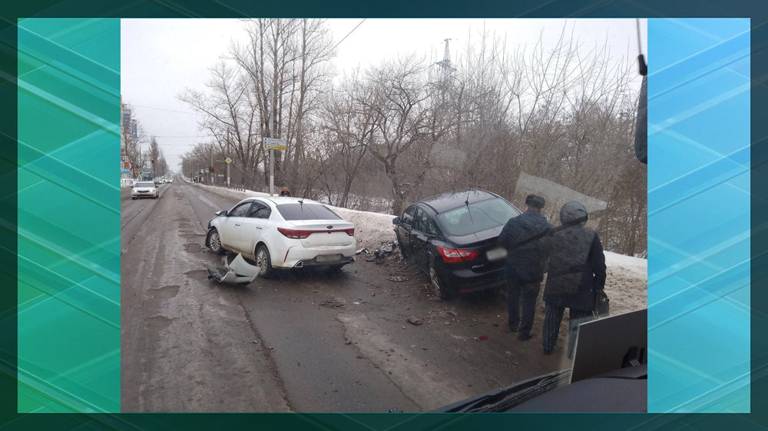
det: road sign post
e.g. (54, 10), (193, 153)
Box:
(225, 156), (232, 188)
(263, 137), (287, 196)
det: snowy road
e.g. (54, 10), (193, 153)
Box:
(120, 178), (646, 412)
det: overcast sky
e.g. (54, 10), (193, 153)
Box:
(121, 18), (646, 170)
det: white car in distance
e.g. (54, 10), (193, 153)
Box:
(206, 197), (356, 276)
(131, 181), (159, 199)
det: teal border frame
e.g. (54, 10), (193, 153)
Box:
(647, 19), (751, 413)
(17, 18), (120, 413)
(0, 1), (766, 429)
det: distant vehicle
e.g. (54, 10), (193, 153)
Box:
(206, 197), (356, 277)
(392, 189), (521, 299)
(131, 181), (159, 199)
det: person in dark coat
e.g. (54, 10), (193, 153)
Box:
(498, 194), (552, 341)
(541, 201), (607, 357)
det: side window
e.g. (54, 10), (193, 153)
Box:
(402, 206), (417, 225)
(229, 202), (251, 217)
(413, 207), (429, 233)
(425, 216), (440, 237)
(248, 202), (271, 219)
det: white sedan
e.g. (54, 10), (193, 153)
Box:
(205, 196), (356, 277)
(131, 181), (159, 199)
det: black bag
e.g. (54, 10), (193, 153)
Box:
(593, 290), (610, 317)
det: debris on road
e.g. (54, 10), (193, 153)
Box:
(319, 297), (346, 308)
(207, 254), (260, 284)
(360, 241), (398, 264)
(379, 241), (395, 254)
(388, 275), (409, 283)
(406, 317), (423, 326)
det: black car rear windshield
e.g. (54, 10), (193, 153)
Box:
(436, 198), (519, 236)
(277, 203), (341, 221)
(135, 182), (154, 188)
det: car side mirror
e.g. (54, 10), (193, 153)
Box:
(216, 210), (228, 217)
(392, 217), (401, 226)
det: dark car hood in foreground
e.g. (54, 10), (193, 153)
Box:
(444, 225), (504, 247)
(439, 365), (646, 413)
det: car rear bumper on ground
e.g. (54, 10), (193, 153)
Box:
(276, 244), (357, 268)
(438, 264), (506, 294)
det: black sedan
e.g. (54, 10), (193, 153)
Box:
(393, 190), (520, 299)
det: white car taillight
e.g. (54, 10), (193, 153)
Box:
(277, 227), (313, 239)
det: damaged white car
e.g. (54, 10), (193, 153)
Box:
(205, 196), (356, 277)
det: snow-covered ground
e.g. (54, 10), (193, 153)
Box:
(192, 181), (647, 313)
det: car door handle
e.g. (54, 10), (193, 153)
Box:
(234, 223), (241, 227)
(255, 226), (262, 230)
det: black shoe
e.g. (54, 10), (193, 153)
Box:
(518, 332), (533, 341)
(508, 323), (519, 333)
(543, 348), (554, 355)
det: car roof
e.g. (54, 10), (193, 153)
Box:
(241, 196), (322, 206)
(417, 189), (500, 214)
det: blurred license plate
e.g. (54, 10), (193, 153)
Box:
(316, 254), (341, 263)
(485, 247), (507, 262)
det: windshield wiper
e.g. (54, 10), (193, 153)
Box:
(444, 369), (571, 413)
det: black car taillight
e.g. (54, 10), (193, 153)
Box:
(436, 245), (479, 264)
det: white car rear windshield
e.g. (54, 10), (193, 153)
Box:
(277, 203), (340, 221)
(135, 182), (154, 188)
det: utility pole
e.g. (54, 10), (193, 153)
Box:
(269, 147), (275, 196)
(210, 146), (214, 185)
(226, 138), (231, 188)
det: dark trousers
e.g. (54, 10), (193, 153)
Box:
(507, 280), (541, 336)
(542, 303), (594, 357)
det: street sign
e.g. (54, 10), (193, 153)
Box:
(224, 157), (232, 164)
(263, 137), (287, 151)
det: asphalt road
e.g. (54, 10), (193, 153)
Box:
(121, 179), (570, 412)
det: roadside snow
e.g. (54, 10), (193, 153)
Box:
(329, 206), (396, 250)
(605, 251), (647, 279)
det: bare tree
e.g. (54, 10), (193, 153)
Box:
(181, 22), (647, 255)
(320, 73), (378, 207)
(365, 59), (432, 215)
(181, 62), (263, 188)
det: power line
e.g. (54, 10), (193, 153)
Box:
(329, 19), (366, 53)
(151, 134), (214, 139)
(131, 104), (198, 115)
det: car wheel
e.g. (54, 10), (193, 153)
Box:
(255, 244), (273, 278)
(327, 264), (344, 275)
(429, 256), (455, 300)
(206, 228), (225, 255)
(131, 197), (136, 200)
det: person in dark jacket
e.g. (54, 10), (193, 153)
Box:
(541, 201), (607, 357)
(498, 194), (552, 341)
